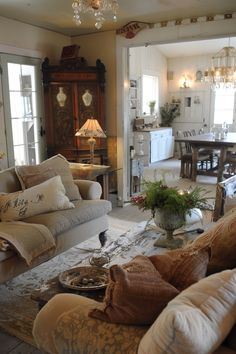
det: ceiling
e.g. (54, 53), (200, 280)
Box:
(0, 0), (236, 37)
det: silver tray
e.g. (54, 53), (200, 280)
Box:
(58, 266), (109, 291)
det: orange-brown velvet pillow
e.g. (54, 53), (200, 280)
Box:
(149, 246), (211, 291)
(89, 256), (179, 325)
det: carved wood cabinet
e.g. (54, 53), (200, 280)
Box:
(42, 57), (107, 164)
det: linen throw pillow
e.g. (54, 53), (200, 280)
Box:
(0, 175), (74, 221)
(15, 154), (81, 201)
(138, 269), (236, 354)
(149, 246), (210, 291)
(89, 256), (179, 325)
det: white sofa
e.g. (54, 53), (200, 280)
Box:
(0, 155), (112, 284)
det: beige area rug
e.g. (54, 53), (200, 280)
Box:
(0, 220), (168, 347)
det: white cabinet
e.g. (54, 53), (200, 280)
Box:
(134, 128), (174, 166)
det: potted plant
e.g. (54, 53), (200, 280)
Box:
(160, 102), (180, 126)
(131, 180), (211, 248)
(148, 100), (156, 115)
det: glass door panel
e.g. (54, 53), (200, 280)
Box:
(1, 54), (45, 166)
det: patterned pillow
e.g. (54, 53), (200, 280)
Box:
(0, 176), (74, 221)
(89, 255), (179, 325)
(185, 208), (236, 274)
(149, 246), (210, 291)
(138, 269), (236, 354)
(15, 154), (81, 201)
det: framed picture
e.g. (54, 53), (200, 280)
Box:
(130, 79), (137, 88)
(60, 45), (80, 61)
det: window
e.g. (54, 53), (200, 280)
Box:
(213, 89), (235, 125)
(142, 75), (159, 115)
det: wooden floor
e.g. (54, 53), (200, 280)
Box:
(0, 331), (42, 354)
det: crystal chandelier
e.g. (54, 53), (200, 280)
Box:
(72, 0), (119, 29)
(203, 39), (236, 89)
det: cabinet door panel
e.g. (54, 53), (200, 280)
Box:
(49, 83), (75, 149)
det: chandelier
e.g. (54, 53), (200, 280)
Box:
(72, 0), (119, 29)
(203, 39), (236, 89)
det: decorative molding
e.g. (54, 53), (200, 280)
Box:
(154, 12), (236, 29)
(116, 21), (152, 38)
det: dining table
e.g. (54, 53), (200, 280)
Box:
(175, 132), (236, 182)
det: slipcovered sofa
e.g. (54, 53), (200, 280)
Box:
(0, 154), (112, 284)
(33, 208), (236, 354)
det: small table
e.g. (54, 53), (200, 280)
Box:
(31, 276), (105, 310)
(69, 163), (110, 199)
(175, 132), (236, 182)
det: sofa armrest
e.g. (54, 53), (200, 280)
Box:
(33, 293), (147, 354)
(73, 179), (102, 200)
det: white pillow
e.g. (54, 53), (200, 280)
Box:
(138, 269), (236, 354)
(0, 176), (74, 221)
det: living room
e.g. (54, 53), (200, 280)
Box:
(1, 0), (236, 353)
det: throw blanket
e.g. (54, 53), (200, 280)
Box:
(0, 221), (56, 266)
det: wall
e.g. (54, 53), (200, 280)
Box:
(0, 16), (71, 169)
(167, 54), (213, 136)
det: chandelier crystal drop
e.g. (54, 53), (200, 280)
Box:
(72, 0), (119, 29)
(203, 39), (236, 90)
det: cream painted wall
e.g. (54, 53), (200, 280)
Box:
(0, 16), (70, 61)
(72, 31), (116, 136)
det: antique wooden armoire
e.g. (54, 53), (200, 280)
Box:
(41, 50), (107, 164)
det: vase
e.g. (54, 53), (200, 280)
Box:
(153, 209), (185, 249)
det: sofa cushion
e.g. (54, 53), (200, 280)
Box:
(15, 154), (81, 201)
(149, 246), (210, 291)
(0, 167), (21, 193)
(89, 256), (179, 325)
(138, 269), (236, 354)
(23, 199), (112, 237)
(186, 207), (236, 274)
(0, 176), (74, 221)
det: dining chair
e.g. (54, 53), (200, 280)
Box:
(213, 175), (236, 221)
(176, 131), (211, 179)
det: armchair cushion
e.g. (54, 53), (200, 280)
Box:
(138, 269), (236, 354)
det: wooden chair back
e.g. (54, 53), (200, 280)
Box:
(213, 175), (236, 221)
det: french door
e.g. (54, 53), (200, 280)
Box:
(0, 53), (46, 167)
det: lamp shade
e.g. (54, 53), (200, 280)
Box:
(75, 118), (106, 138)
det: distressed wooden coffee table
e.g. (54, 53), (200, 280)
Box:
(31, 221), (204, 309)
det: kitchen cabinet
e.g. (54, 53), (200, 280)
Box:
(41, 56), (107, 164)
(133, 128), (174, 166)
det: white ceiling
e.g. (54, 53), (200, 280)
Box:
(0, 0), (236, 37)
(1, 0), (236, 57)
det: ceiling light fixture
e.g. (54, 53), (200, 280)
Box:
(203, 38), (236, 89)
(72, 0), (119, 30)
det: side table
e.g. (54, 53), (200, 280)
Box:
(69, 163), (110, 199)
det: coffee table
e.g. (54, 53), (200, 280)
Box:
(31, 221), (205, 309)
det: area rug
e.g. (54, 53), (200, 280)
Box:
(0, 221), (165, 347)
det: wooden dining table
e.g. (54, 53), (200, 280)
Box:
(175, 132), (236, 182)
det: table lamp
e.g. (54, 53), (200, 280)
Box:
(75, 118), (106, 164)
